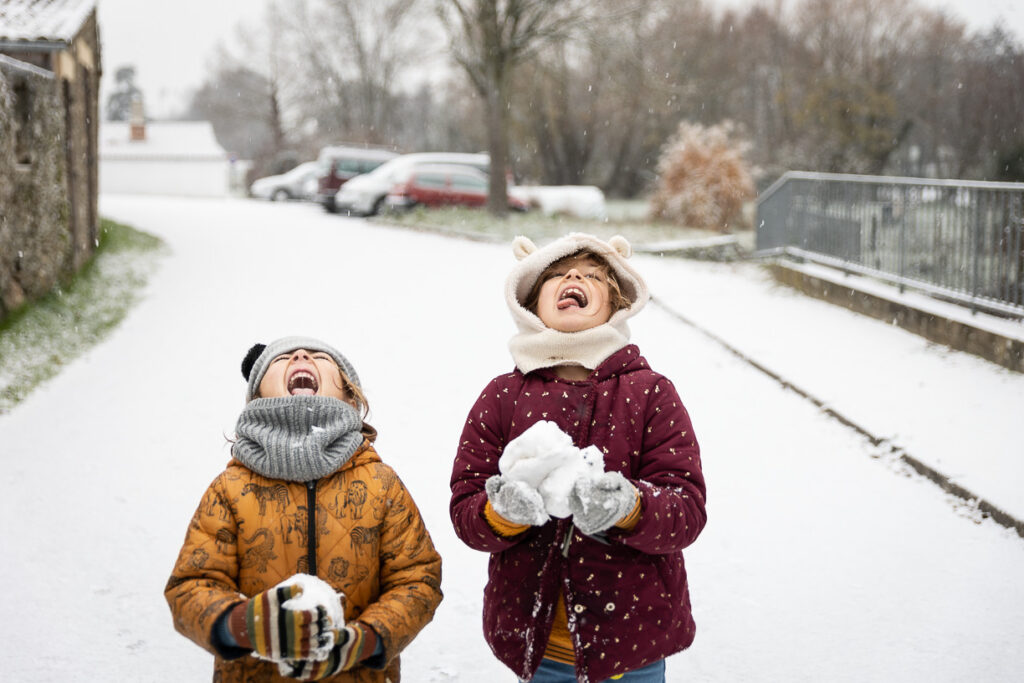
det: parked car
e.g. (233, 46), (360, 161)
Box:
(314, 146), (399, 212)
(335, 152), (490, 216)
(385, 164), (529, 212)
(249, 161), (320, 201)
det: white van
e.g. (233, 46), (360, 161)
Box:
(334, 152), (489, 216)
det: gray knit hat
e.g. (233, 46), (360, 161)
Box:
(242, 336), (361, 402)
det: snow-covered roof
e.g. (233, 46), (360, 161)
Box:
(99, 121), (229, 162)
(0, 0), (95, 47)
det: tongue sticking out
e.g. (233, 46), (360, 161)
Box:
(288, 372), (318, 396)
(557, 288), (587, 310)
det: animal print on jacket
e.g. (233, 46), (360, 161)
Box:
(166, 441), (442, 682)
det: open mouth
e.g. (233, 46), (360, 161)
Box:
(287, 369), (319, 396)
(557, 286), (588, 310)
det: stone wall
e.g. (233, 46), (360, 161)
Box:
(0, 11), (100, 324)
(59, 11), (102, 272)
(0, 59), (70, 321)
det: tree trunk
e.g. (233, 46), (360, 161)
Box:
(486, 74), (509, 218)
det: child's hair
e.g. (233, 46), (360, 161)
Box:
(522, 249), (632, 315)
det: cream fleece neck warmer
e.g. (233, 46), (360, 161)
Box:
(505, 233), (649, 374)
(233, 396), (364, 482)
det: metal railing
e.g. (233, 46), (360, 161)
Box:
(755, 171), (1024, 317)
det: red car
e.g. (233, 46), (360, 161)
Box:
(385, 164), (529, 212)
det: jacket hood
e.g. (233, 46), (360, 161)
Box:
(505, 233), (650, 373)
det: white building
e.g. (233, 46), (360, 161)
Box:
(99, 119), (246, 197)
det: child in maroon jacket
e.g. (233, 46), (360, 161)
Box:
(450, 233), (707, 683)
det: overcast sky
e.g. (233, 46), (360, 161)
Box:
(96, 0), (1024, 119)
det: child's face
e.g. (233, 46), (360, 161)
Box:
(258, 348), (351, 401)
(534, 255), (614, 333)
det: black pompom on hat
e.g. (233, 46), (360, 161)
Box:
(241, 343), (267, 381)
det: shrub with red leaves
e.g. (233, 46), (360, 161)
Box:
(649, 120), (755, 232)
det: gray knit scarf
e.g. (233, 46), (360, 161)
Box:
(232, 396), (364, 482)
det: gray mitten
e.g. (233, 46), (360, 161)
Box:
(568, 471), (638, 535)
(486, 475), (550, 526)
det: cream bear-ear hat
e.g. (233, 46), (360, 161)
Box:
(499, 235), (651, 376)
(505, 232), (650, 334)
(504, 233), (651, 373)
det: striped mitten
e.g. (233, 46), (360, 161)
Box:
(278, 623), (376, 680)
(228, 584), (331, 661)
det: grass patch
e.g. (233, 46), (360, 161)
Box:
(0, 218), (166, 414)
(373, 199), (733, 246)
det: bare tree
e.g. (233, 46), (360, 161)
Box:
(438, 0), (599, 216)
(285, 0), (432, 146)
(790, 0), (919, 173)
(186, 57), (284, 175)
(186, 2), (304, 178)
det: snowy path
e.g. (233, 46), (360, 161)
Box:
(1, 195), (1022, 682)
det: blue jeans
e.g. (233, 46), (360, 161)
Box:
(521, 657), (666, 683)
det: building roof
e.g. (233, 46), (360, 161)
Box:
(100, 121), (230, 162)
(0, 51), (55, 78)
(0, 0), (95, 47)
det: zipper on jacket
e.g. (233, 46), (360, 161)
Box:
(306, 480), (318, 576)
(561, 527), (573, 557)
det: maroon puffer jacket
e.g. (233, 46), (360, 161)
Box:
(450, 345), (706, 683)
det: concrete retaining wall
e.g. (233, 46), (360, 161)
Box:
(768, 263), (1024, 373)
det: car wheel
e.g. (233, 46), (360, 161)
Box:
(271, 189), (290, 201)
(368, 196), (386, 216)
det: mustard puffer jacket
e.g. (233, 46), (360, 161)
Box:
(166, 441), (443, 682)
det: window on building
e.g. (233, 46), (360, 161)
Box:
(13, 79), (33, 166)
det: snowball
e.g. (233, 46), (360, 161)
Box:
(539, 460), (586, 518)
(540, 445), (606, 517)
(499, 421), (578, 489)
(500, 422), (606, 518)
(276, 573), (345, 661)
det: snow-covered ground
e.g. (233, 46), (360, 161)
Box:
(2, 195), (1022, 682)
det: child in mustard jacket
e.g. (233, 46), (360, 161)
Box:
(166, 336), (442, 682)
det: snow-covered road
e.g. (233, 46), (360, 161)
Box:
(2, 195), (1022, 682)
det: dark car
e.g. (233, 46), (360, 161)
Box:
(314, 146), (399, 212)
(385, 164), (528, 212)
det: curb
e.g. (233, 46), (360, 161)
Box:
(765, 260), (1024, 373)
(651, 294), (1024, 539)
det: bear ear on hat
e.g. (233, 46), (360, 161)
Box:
(608, 235), (632, 259)
(241, 343), (266, 380)
(512, 235), (537, 261)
